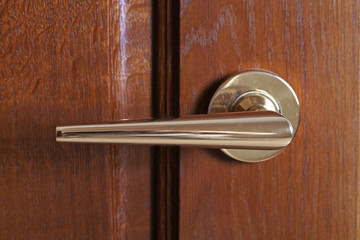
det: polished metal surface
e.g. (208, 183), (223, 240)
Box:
(56, 69), (299, 162)
(208, 70), (300, 162)
(231, 90), (280, 112)
(57, 111), (294, 150)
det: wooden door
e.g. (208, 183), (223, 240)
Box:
(178, 1), (359, 239)
(0, 1), (154, 239)
(1, 0), (359, 240)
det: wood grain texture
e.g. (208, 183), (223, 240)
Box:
(0, 0), (153, 239)
(153, 0), (180, 239)
(179, 0), (359, 239)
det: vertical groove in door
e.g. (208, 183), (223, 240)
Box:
(152, 0), (180, 239)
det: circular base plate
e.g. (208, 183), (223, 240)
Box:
(208, 70), (300, 162)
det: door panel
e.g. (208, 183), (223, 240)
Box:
(0, 1), (153, 239)
(179, 1), (358, 239)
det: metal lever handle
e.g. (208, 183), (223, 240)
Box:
(56, 70), (300, 162)
(56, 111), (293, 150)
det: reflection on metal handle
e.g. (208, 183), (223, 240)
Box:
(56, 70), (300, 162)
(56, 111), (293, 150)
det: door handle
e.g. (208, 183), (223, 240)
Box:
(57, 111), (293, 149)
(56, 70), (300, 162)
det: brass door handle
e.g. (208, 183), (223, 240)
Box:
(56, 70), (300, 162)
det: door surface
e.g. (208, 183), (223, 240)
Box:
(1, 0), (359, 240)
(178, 1), (359, 239)
(0, 1), (154, 239)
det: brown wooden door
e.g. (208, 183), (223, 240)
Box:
(178, 1), (359, 239)
(0, 1), (154, 239)
(1, 0), (359, 240)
